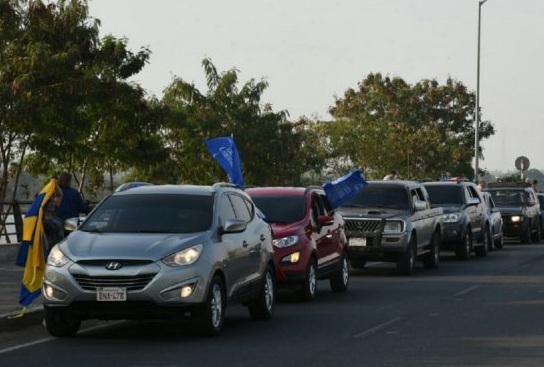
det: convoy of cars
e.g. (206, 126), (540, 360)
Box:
(42, 178), (539, 338)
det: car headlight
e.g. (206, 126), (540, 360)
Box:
(47, 245), (71, 267)
(383, 221), (404, 234)
(162, 245), (203, 267)
(442, 213), (461, 223)
(511, 216), (522, 222)
(273, 235), (299, 248)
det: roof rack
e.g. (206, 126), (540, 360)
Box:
(487, 182), (531, 188)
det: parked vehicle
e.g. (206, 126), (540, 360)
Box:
(246, 186), (349, 301)
(43, 183), (276, 337)
(536, 193), (544, 238)
(485, 182), (541, 244)
(423, 181), (490, 259)
(481, 191), (504, 250)
(338, 181), (443, 275)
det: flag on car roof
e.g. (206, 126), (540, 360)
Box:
(16, 179), (58, 307)
(205, 135), (244, 188)
(323, 169), (368, 209)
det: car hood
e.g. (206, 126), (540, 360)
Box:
(269, 222), (303, 239)
(59, 230), (206, 262)
(431, 205), (462, 214)
(338, 207), (405, 219)
(496, 206), (524, 215)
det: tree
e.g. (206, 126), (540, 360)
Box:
(157, 58), (321, 186)
(328, 73), (495, 180)
(0, 0), (159, 199)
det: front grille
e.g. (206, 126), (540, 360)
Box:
(77, 259), (154, 266)
(72, 273), (157, 291)
(344, 218), (383, 234)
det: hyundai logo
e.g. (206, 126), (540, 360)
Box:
(105, 261), (122, 271)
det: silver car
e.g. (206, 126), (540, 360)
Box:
(43, 183), (276, 337)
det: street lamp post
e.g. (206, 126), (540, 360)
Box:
(474, 0), (489, 182)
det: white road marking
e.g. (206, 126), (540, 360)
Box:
(353, 317), (401, 339)
(454, 285), (481, 298)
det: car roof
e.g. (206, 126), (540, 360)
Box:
(245, 187), (313, 196)
(113, 183), (238, 196)
(423, 181), (472, 186)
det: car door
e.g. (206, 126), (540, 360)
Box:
(228, 193), (264, 287)
(218, 193), (248, 298)
(316, 192), (341, 266)
(466, 185), (484, 240)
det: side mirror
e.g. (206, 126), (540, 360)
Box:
(467, 197), (480, 206)
(414, 200), (427, 211)
(63, 217), (79, 232)
(317, 215), (335, 226)
(220, 219), (247, 234)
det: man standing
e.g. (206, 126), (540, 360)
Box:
(56, 171), (92, 222)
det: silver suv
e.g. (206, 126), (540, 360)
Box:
(43, 183), (276, 337)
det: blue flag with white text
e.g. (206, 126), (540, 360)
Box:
(205, 136), (244, 187)
(323, 169), (368, 209)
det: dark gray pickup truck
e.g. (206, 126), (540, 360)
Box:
(338, 180), (443, 275)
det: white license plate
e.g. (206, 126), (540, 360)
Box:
(350, 238), (367, 247)
(96, 287), (127, 301)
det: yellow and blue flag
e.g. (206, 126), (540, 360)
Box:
(16, 179), (58, 307)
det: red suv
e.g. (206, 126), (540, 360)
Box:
(246, 186), (349, 301)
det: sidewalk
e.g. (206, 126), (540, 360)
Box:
(0, 246), (45, 333)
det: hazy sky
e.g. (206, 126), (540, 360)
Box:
(88, 0), (544, 173)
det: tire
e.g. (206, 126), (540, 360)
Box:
(521, 224), (532, 244)
(192, 275), (225, 337)
(494, 230), (504, 249)
(44, 307), (80, 337)
(474, 227), (489, 257)
(456, 229), (472, 260)
(487, 225), (495, 252)
(330, 253), (349, 292)
(423, 232), (440, 269)
(532, 221), (541, 243)
(397, 236), (416, 275)
(249, 264), (276, 320)
(297, 259), (317, 301)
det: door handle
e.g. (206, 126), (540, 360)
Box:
(260, 234), (266, 241)
(243, 241), (249, 247)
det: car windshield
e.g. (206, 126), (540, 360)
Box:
(425, 185), (463, 205)
(250, 195), (306, 223)
(341, 186), (409, 210)
(488, 190), (524, 206)
(80, 193), (214, 233)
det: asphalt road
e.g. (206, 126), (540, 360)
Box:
(1, 243), (544, 367)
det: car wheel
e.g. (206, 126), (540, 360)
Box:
(330, 252), (349, 292)
(423, 231), (440, 269)
(249, 264), (276, 320)
(192, 275), (225, 337)
(487, 225), (495, 252)
(474, 227), (489, 257)
(494, 230), (504, 249)
(44, 307), (80, 337)
(456, 230), (472, 260)
(297, 259), (317, 301)
(532, 221), (541, 243)
(521, 224), (532, 244)
(397, 236), (416, 275)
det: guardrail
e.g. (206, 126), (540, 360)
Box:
(0, 200), (31, 245)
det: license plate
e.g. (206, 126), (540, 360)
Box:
(350, 238), (367, 247)
(97, 287), (127, 301)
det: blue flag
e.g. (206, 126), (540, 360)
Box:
(16, 179), (59, 307)
(205, 136), (244, 187)
(323, 169), (368, 209)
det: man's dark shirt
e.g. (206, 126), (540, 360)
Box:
(56, 187), (90, 221)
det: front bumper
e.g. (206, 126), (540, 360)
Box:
(42, 260), (209, 320)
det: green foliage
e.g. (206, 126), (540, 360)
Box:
(328, 73), (495, 180)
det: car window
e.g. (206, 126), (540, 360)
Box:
(425, 185), (463, 205)
(229, 193), (252, 222)
(80, 194), (213, 233)
(219, 194), (237, 227)
(250, 195), (306, 223)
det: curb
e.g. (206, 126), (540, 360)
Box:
(0, 307), (44, 333)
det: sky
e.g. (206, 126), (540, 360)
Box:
(87, 0), (544, 174)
